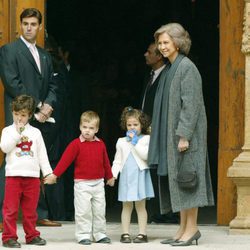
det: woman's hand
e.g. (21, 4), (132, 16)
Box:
(178, 137), (189, 152)
(126, 130), (139, 145)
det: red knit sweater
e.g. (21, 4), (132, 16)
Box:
(53, 138), (113, 180)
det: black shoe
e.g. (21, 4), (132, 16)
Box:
(79, 239), (91, 245)
(96, 237), (111, 243)
(133, 234), (148, 243)
(27, 236), (46, 245)
(120, 233), (131, 243)
(3, 239), (21, 248)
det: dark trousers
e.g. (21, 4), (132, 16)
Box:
(31, 121), (55, 220)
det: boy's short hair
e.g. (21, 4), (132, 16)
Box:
(11, 95), (36, 116)
(80, 111), (100, 128)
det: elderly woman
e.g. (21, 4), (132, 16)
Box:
(148, 23), (214, 247)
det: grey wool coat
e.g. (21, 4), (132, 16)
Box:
(148, 56), (214, 213)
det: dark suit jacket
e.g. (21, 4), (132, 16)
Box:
(141, 72), (162, 119)
(0, 38), (57, 125)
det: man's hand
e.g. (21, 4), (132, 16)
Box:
(35, 103), (53, 123)
(35, 112), (47, 123)
(40, 103), (53, 118)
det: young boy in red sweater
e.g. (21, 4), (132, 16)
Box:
(44, 111), (115, 245)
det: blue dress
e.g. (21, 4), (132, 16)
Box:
(118, 153), (154, 202)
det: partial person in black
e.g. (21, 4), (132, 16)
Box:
(44, 38), (77, 221)
(142, 42), (166, 118)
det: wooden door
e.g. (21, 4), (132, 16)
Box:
(0, 0), (10, 163)
(217, 0), (245, 225)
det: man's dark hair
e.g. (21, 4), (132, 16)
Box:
(150, 42), (162, 56)
(20, 8), (42, 24)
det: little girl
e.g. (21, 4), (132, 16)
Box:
(112, 106), (154, 244)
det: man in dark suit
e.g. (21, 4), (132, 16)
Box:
(142, 42), (166, 118)
(0, 8), (61, 231)
(142, 42), (179, 224)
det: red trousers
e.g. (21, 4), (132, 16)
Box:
(2, 177), (40, 243)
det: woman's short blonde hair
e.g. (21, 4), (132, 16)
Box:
(154, 23), (191, 56)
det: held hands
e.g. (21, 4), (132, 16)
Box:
(44, 174), (116, 186)
(178, 137), (189, 152)
(106, 177), (115, 187)
(126, 129), (139, 145)
(44, 173), (57, 184)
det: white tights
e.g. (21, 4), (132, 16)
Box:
(121, 199), (147, 235)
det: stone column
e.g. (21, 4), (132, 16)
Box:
(227, 0), (250, 234)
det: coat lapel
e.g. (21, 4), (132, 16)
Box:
(17, 38), (41, 75)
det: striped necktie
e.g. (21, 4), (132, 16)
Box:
(148, 70), (155, 86)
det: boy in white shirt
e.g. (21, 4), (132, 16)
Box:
(0, 95), (52, 248)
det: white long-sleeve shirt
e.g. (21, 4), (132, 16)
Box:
(0, 123), (52, 177)
(112, 135), (150, 178)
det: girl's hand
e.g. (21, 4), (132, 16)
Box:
(178, 137), (189, 152)
(126, 129), (137, 139)
(126, 130), (139, 145)
(131, 134), (139, 145)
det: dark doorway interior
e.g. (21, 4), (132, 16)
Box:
(46, 0), (219, 224)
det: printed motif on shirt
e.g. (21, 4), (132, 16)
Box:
(16, 135), (33, 157)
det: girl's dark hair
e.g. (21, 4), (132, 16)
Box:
(120, 106), (151, 134)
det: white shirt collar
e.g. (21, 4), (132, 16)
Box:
(20, 35), (37, 50)
(79, 134), (100, 142)
(153, 64), (166, 82)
